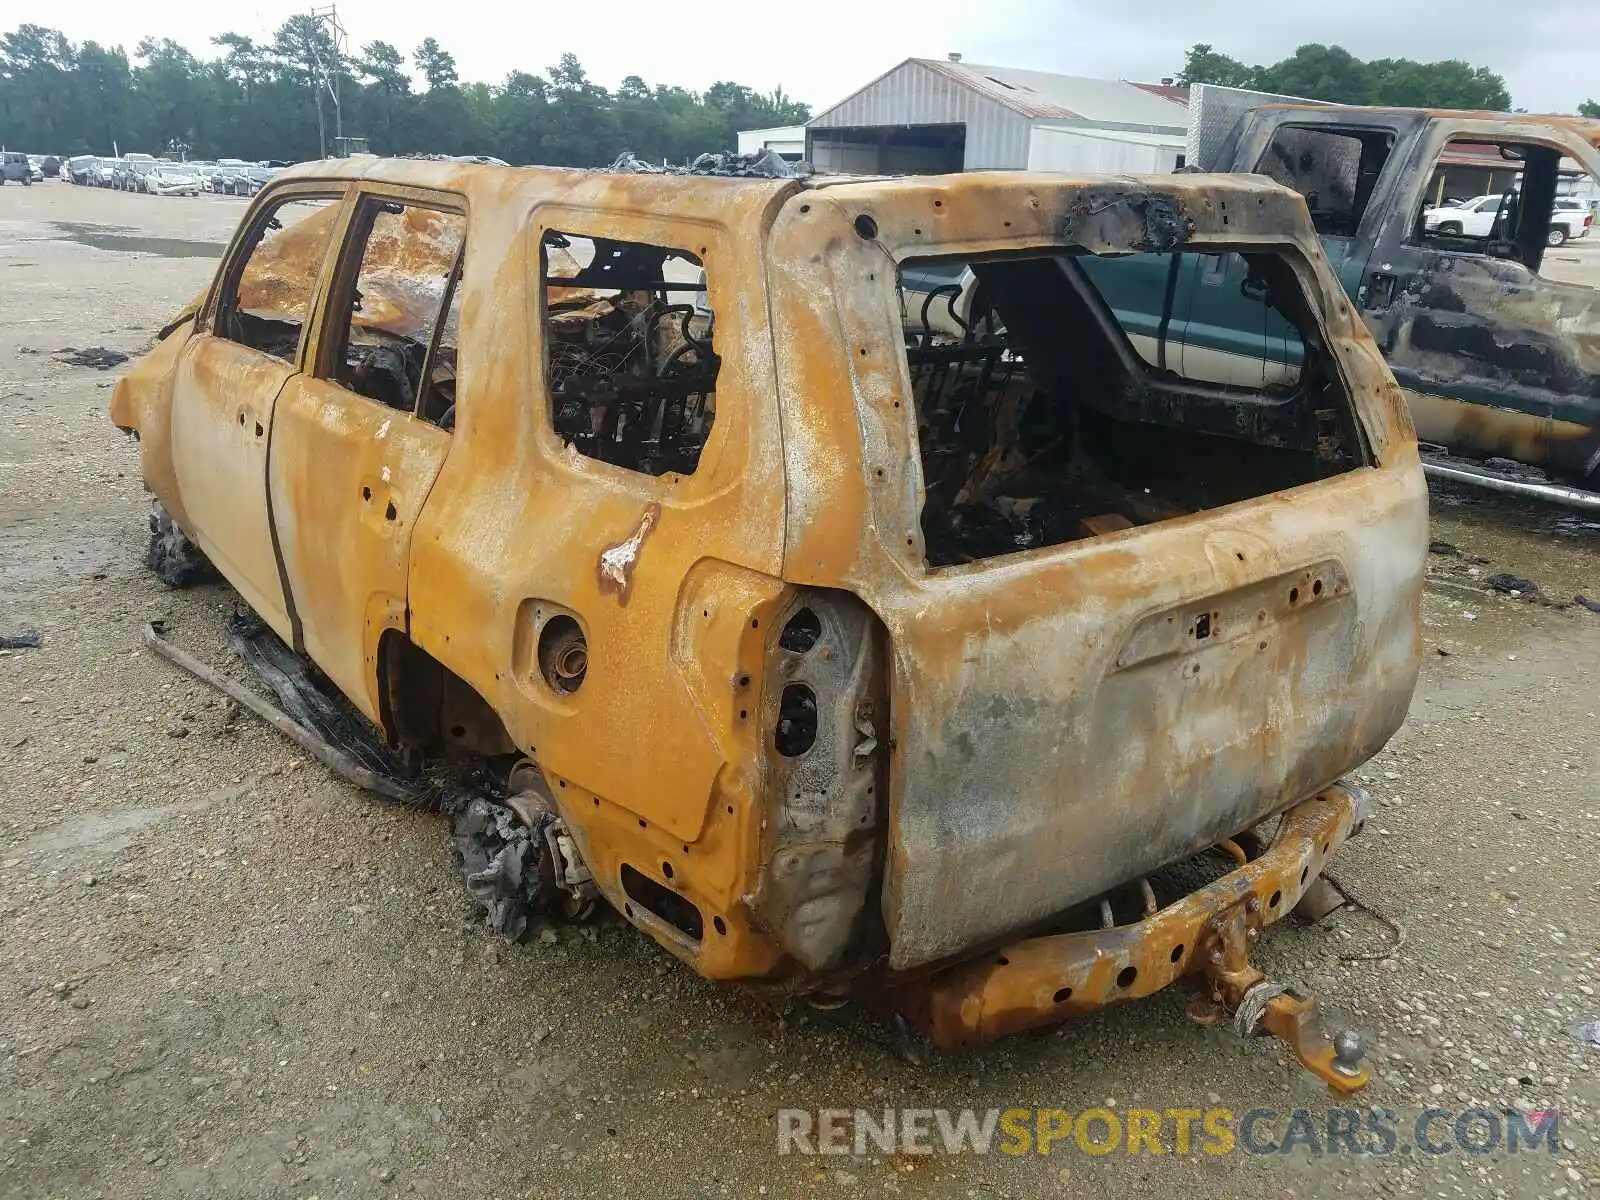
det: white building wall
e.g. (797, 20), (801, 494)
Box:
(736, 126), (806, 158)
(1027, 126), (1183, 174)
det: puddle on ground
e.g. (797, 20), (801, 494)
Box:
(47, 222), (226, 259)
(1427, 478), (1600, 600)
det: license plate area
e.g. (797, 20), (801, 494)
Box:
(1114, 559), (1351, 672)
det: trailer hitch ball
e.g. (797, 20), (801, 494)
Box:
(1331, 1030), (1367, 1079)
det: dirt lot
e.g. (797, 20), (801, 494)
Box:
(1, 181), (1597, 1200)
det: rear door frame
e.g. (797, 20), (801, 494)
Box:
(265, 181), (468, 720)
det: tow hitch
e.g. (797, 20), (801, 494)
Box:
(893, 784), (1374, 1092)
(1186, 897), (1368, 1094)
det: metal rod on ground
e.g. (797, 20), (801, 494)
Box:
(140, 621), (417, 803)
(1422, 459), (1600, 511)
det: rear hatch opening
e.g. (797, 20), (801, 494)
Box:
(898, 246), (1369, 567)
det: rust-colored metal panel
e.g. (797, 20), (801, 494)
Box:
(871, 479), (1422, 969)
(163, 188), (349, 642)
(765, 171), (1424, 969)
(897, 786), (1365, 1048)
(268, 376), (451, 718)
(168, 338), (299, 640)
(115, 161), (1426, 1074)
(265, 188), (466, 715)
(110, 326), (194, 529)
(404, 175), (797, 903)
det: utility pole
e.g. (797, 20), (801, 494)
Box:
(308, 5), (347, 158)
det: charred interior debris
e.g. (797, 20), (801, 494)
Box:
(608, 148), (809, 178)
(146, 504), (215, 587)
(902, 250), (1363, 567)
(543, 231), (718, 476)
(451, 794), (557, 942)
(330, 203), (467, 425)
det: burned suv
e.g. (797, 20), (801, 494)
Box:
(111, 159), (1424, 1088)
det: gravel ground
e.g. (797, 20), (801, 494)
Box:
(1, 182), (1597, 1200)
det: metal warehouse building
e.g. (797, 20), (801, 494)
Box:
(805, 56), (1190, 175)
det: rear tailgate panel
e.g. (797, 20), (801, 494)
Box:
(763, 172), (1425, 975)
(878, 462), (1424, 970)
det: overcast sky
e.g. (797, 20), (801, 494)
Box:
(19, 0), (1600, 114)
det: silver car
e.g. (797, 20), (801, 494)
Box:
(144, 163), (203, 196)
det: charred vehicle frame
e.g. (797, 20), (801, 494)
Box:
(112, 159), (1426, 1090)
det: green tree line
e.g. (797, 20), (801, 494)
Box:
(0, 20), (811, 165)
(1178, 42), (1521, 111)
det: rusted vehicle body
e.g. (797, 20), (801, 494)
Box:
(112, 159), (1424, 1086)
(1200, 103), (1600, 504)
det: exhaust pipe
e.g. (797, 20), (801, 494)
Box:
(1421, 457), (1600, 512)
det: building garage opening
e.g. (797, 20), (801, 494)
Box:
(808, 124), (967, 175)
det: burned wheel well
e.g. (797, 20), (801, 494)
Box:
(377, 630), (517, 759)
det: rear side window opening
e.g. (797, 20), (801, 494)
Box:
(540, 230), (717, 478)
(897, 247), (1366, 569)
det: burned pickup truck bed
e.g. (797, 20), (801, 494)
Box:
(112, 158), (1425, 1088)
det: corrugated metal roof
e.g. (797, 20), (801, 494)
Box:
(906, 58), (1189, 128)
(1132, 81), (1192, 105)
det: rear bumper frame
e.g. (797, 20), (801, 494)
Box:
(895, 783), (1370, 1053)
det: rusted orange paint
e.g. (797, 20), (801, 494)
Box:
(111, 159), (1425, 1055)
(1408, 391), (1595, 466)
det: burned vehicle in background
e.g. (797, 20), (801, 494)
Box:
(1176, 96), (1600, 507)
(111, 159), (1424, 1089)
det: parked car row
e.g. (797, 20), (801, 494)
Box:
(57, 154), (290, 197)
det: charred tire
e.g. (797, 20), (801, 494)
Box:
(449, 795), (556, 942)
(145, 503), (215, 587)
(1548, 227), (1568, 247)
(1437, 221), (1462, 235)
